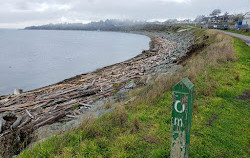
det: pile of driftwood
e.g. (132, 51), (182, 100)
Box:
(0, 36), (179, 137)
(0, 33), (196, 156)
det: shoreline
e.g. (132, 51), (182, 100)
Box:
(33, 32), (153, 95)
(0, 30), (195, 157)
(0, 30), (150, 97)
(12, 30), (183, 96)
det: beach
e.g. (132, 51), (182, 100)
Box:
(0, 31), (195, 156)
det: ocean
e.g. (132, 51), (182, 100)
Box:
(0, 29), (150, 95)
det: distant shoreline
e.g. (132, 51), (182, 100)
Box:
(0, 30), (151, 97)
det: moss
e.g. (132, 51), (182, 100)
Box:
(112, 89), (118, 96)
(113, 83), (121, 87)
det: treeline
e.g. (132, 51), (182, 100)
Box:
(25, 19), (182, 32)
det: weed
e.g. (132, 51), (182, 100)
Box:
(113, 83), (121, 87)
(110, 106), (128, 128)
(131, 115), (140, 132)
(104, 103), (113, 110)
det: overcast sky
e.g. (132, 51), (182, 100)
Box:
(0, 0), (249, 28)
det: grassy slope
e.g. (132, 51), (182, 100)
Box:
(189, 37), (249, 157)
(18, 31), (249, 158)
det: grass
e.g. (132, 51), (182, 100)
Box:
(18, 30), (249, 158)
(224, 29), (250, 36)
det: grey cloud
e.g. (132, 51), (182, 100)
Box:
(0, 0), (249, 28)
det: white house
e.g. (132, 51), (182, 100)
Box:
(242, 12), (250, 29)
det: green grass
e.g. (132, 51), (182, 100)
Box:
(224, 30), (250, 36)
(18, 33), (249, 158)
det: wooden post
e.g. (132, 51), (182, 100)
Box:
(170, 77), (194, 158)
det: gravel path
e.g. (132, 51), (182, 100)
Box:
(216, 30), (250, 46)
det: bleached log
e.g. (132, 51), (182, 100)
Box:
(0, 97), (10, 104)
(34, 112), (66, 129)
(0, 117), (6, 133)
(11, 115), (23, 129)
(0, 101), (46, 112)
(79, 103), (92, 107)
(25, 109), (34, 119)
(14, 89), (23, 95)
(66, 115), (75, 118)
(17, 118), (31, 128)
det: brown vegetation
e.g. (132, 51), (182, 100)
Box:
(131, 115), (140, 132)
(110, 106), (128, 128)
(134, 30), (236, 105)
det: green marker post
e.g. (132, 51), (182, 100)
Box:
(170, 77), (194, 158)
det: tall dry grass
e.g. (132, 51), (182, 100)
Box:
(131, 115), (140, 132)
(79, 116), (98, 138)
(110, 105), (128, 128)
(134, 30), (236, 104)
(78, 105), (128, 138)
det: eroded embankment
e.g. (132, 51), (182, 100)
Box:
(0, 31), (197, 157)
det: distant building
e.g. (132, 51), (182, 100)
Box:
(242, 12), (250, 29)
(228, 15), (235, 23)
(179, 19), (192, 24)
(207, 15), (230, 24)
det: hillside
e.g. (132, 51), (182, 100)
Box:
(17, 29), (250, 157)
(24, 20), (184, 32)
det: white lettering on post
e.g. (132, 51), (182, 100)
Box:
(174, 118), (183, 127)
(174, 100), (185, 113)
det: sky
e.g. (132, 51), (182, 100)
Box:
(0, 0), (249, 28)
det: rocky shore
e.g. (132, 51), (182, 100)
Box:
(0, 30), (195, 156)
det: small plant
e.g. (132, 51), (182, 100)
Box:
(104, 103), (113, 110)
(110, 106), (128, 128)
(71, 103), (80, 110)
(113, 83), (121, 87)
(79, 116), (97, 138)
(131, 115), (140, 132)
(112, 89), (118, 96)
(235, 73), (240, 81)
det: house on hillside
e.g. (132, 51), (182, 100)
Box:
(242, 12), (250, 30)
(218, 15), (226, 23)
(228, 15), (235, 23)
(208, 16), (218, 23)
(208, 15), (230, 24)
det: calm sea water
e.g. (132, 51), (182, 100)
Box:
(0, 29), (150, 95)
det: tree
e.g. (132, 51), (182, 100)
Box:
(234, 14), (244, 22)
(223, 12), (229, 22)
(210, 9), (221, 16)
(195, 15), (205, 22)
